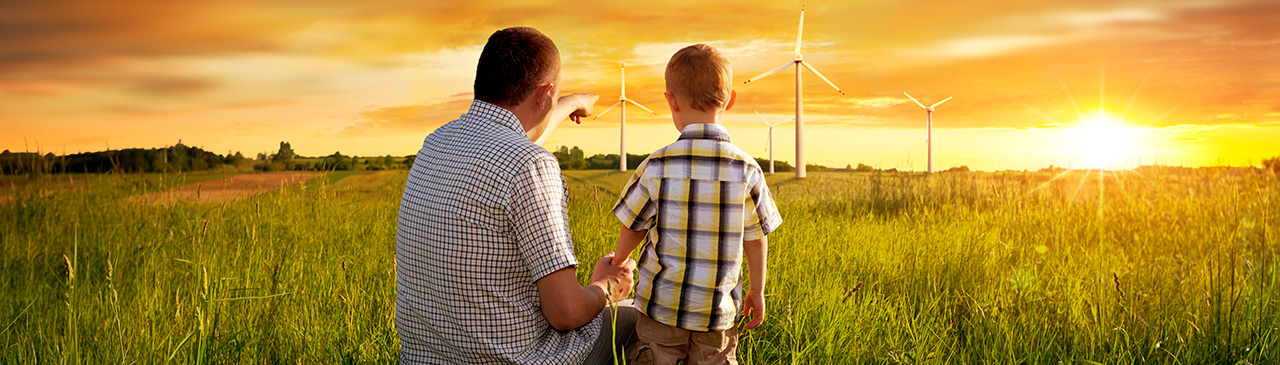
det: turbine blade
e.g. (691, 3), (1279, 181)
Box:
(795, 6), (805, 55)
(593, 100), (623, 119)
(744, 61), (795, 84)
(626, 99), (658, 115)
(930, 96), (954, 108)
(902, 91), (927, 109)
(754, 110), (771, 125)
(801, 62), (844, 95)
(776, 118), (795, 126)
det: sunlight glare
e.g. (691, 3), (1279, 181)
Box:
(1067, 111), (1144, 170)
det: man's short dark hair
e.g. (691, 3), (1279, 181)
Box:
(474, 27), (560, 108)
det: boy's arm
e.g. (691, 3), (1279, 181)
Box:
(741, 235), (768, 330)
(612, 225), (647, 265)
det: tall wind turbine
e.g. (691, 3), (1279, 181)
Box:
(743, 5), (845, 178)
(754, 110), (793, 175)
(595, 63), (657, 171)
(901, 91), (953, 173)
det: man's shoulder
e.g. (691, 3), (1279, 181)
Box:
(423, 115), (551, 173)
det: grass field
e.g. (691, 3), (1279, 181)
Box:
(1, 168), (1277, 363)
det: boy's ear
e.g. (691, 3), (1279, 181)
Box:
(724, 90), (737, 112)
(664, 92), (679, 114)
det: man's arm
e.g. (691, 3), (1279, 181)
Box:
(741, 236), (768, 330)
(611, 226), (646, 265)
(536, 252), (635, 331)
(533, 93), (598, 145)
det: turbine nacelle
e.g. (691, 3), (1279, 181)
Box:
(741, 5), (842, 179)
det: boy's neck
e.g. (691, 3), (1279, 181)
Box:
(678, 112), (723, 130)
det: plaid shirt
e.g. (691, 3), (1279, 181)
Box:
(613, 123), (782, 332)
(396, 100), (599, 364)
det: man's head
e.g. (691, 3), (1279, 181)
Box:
(664, 44), (736, 130)
(474, 27), (562, 130)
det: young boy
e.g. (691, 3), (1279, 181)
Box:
(611, 44), (783, 365)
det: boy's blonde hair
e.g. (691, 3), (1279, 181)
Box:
(665, 44), (732, 113)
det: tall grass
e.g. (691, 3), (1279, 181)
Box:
(1, 168), (1276, 363)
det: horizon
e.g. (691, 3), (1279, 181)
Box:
(3, 0), (1277, 172)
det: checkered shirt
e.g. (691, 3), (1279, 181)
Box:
(613, 123), (783, 332)
(396, 100), (599, 364)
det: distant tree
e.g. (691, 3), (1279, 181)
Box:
(944, 165), (971, 173)
(855, 163), (876, 172)
(403, 155), (416, 168)
(227, 151), (248, 167)
(1264, 156), (1280, 175)
(273, 142), (295, 163)
(320, 152), (354, 171)
(752, 158), (793, 172)
(586, 154), (618, 170)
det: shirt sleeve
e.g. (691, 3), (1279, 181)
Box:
(509, 153), (579, 281)
(743, 168), (782, 241)
(612, 158), (658, 231)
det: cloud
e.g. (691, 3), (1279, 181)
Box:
(340, 93), (475, 136)
(128, 77), (216, 97)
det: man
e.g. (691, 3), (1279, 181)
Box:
(395, 27), (638, 364)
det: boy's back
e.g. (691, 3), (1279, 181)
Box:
(612, 42), (782, 365)
(614, 123), (781, 332)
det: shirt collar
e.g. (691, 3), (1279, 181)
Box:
(677, 123), (732, 142)
(466, 99), (525, 134)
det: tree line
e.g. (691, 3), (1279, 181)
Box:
(0, 141), (415, 176)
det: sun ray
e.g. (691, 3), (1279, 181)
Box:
(1070, 168), (1092, 202)
(1026, 165), (1076, 196)
(1057, 74), (1086, 124)
(1022, 103), (1060, 125)
(1119, 70), (1152, 122)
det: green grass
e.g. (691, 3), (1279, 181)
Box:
(1, 168), (1277, 363)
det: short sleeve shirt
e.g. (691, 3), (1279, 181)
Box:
(612, 123), (783, 332)
(396, 100), (599, 364)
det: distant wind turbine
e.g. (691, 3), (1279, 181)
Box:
(595, 63), (657, 171)
(754, 110), (794, 174)
(743, 5), (845, 179)
(901, 91), (953, 173)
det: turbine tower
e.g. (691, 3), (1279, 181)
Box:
(743, 5), (845, 178)
(901, 91), (953, 173)
(754, 110), (793, 174)
(595, 63), (657, 171)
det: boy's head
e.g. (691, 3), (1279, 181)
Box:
(664, 44), (736, 130)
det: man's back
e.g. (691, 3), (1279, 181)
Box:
(396, 100), (598, 364)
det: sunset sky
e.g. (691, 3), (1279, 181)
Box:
(3, 0), (1277, 171)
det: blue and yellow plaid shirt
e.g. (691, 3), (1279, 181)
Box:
(613, 123), (783, 332)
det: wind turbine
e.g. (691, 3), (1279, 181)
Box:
(595, 63), (657, 171)
(743, 5), (845, 179)
(901, 91), (953, 173)
(754, 110), (794, 174)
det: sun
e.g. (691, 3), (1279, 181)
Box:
(1066, 111), (1144, 170)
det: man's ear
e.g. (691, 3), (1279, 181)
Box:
(664, 92), (679, 114)
(724, 90), (737, 112)
(535, 82), (555, 111)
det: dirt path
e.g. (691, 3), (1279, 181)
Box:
(132, 172), (320, 205)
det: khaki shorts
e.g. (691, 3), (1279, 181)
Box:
(630, 313), (739, 365)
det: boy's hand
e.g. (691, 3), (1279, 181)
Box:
(557, 93), (599, 124)
(741, 290), (766, 330)
(591, 251), (635, 302)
